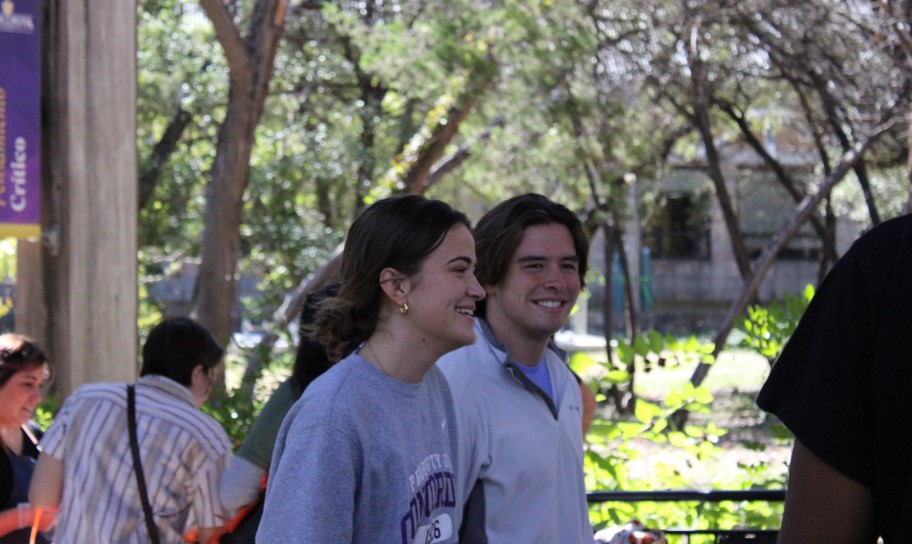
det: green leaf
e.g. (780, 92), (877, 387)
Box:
(569, 351), (597, 374)
(665, 389), (683, 407)
(648, 329), (665, 353)
(683, 335), (700, 353)
(634, 399), (660, 423)
(633, 335), (650, 357)
(616, 341), (634, 365)
(683, 425), (704, 438)
(651, 417), (668, 434)
(693, 386), (715, 404)
(605, 370), (631, 383)
(668, 431), (689, 448)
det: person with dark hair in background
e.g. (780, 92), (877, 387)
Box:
(219, 283), (339, 512)
(258, 195), (485, 543)
(437, 193), (595, 543)
(0, 334), (54, 544)
(29, 318), (233, 544)
(757, 214), (912, 544)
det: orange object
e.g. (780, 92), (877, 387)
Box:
(183, 473), (269, 544)
(29, 508), (42, 544)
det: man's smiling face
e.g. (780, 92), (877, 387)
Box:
(483, 222), (582, 343)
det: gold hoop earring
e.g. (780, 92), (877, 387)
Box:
(399, 302), (409, 315)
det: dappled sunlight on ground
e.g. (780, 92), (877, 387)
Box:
(587, 348), (792, 490)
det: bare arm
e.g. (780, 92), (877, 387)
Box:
(0, 504), (57, 537)
(28, 453), (64, 510)
(778, 440), (876, 544)
(219, 456), (266, 512)
(0, 507), (23, 537)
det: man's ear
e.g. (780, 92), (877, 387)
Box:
(379, 268), (410, 308)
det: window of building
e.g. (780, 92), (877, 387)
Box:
(642, 169), (712, 260)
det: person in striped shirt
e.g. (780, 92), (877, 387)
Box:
(29, 318), (233, 544)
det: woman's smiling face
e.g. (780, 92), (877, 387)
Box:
(0, 363), (49, 427)
(402, 224), (486, 357)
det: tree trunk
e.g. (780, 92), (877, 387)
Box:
(811, 71), (883, 225)
(192, 0), (287, 346)
(817, 199), (836, 284)
(613, 214), (639, 414)
(17, 0), (138, 397)
(686, 23), (752, 279)
(401, 72), (495, 195)
(600, 220), (627, 411)
(192, 92), (258, 345)
(693, 96), (752, 279)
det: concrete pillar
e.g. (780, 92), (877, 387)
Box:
(16, 0), (137, 396)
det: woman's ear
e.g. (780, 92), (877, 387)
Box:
(379, 268), (410, 308)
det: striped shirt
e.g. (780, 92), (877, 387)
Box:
(40, 375), (233, 544)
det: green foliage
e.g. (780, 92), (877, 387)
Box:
(573, 331), (716, 397)
(202, 342), (295, 449)
(34, 393), (61, 432)
(137, 277), (164, 342)
(738, 285), (814, 365)
(583, 332), (784, 534)
(0, 240), (16, 282)
(831, 166), (911, 223)
(202, 377), (265, 451)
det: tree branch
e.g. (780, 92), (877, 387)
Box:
(139, 106), (193, 211)
(400, 67), (497, 194)
(240, 243), (344, 385)
(715, 99), (837, 264)
(688, 81), (909, 389)
(199, 0), (252, 79)
(423, 116), (506, 189)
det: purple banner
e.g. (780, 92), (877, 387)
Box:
(0, 0), (40, 238)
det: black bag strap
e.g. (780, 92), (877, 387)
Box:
(127, 384), (161, 544)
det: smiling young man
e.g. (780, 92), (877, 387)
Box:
(437, 193), (595, 544)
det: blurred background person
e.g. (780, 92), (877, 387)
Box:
(29, 318), (233, 544)
(0, 334), (53, 544)
(218, 283), (339, 514)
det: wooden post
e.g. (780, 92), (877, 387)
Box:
(16, 0), (137, 396)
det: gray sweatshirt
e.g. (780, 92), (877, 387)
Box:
(257, 353), (460, 544)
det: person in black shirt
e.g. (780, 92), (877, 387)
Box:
(758, 214), (912, 544)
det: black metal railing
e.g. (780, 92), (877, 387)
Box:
(588, 489), (785, 544)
